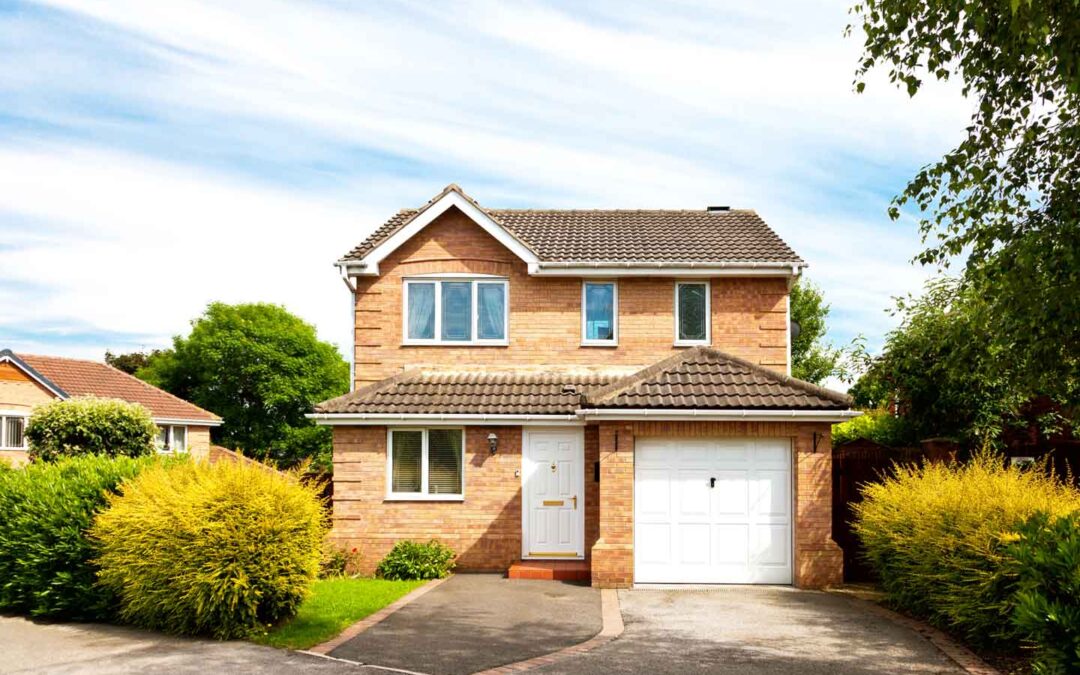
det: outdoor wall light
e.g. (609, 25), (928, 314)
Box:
(487, 432), (498, 455)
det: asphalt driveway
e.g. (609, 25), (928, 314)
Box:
(329, 574), (602, 674)
(533, 586), (965, 675)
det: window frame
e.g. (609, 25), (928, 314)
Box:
(385, 427), (466, 501)
(156, 424), (189, 454)
(402, 276), (509, 346)
(580, 280), (619, 347)
(674, 280), (711, 346)
(0, 412), (28, 450)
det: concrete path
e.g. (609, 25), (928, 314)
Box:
(329, 574), (602, 675)
(531, 586), (966, 674)
(0, 615), (355, 674)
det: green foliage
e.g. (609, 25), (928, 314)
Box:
(375, 540), (456, 581)
(137, 302), (349, 468)
(319, 542), (362, 579)
(104, 349), (163, 375)
(789, 279), (844, 384)
(831, 409), (912, 447)
(253, 578), (425, 650)
(849, 277), (1027, 445)
(853, 452), (1080, 647)
(849, 0), (1080, 423)
(1008, 512), (1080, 675)
(25, 397), (158, 462)
(92, 459), (327, 639)
(0, 454), (157, 620)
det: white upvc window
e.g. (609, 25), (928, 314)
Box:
(0, 413), (27, 450)
(156, 425), (188, 454)
(581, 280), (618, 346)
(674, 280), (711, 345)
(402, 277), (509, 346)
(386, 428), (465, 501)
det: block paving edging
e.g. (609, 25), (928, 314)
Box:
(828, 589), (1000, 675)
(472, 588), (623, 674)
(306, 576), (451, 656)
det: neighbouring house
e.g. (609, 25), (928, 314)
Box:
(0, 349), (221, 466)
(311, 185), (858, 589)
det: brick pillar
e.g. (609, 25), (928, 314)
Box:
(591, 422), (634, 588)
(793, 424), (843, 588)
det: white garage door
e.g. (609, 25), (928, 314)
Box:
(634, 438), (792, 584)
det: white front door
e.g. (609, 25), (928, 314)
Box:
(634, 437), (792, 584)
(523, 429), (585, 558)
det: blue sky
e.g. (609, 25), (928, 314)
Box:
(0, 0), (970, 372)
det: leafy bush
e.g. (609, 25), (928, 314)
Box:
(26, 397), (158, 462)
(1008, 512), (1080, 675)
(0, 454), (157, 619)
(376, 540), (455, 580)
(853, 452), (1080, 646)
(92, 460), (327, 639)
(832, 409), (912, 447)
(319, 542), (362, 579)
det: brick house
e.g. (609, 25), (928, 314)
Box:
(0, 349), (221, 466)
(313, 185), (857, 588)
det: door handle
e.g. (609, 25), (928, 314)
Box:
(571, 495), (578, 510)
(709, 477), (716, 489)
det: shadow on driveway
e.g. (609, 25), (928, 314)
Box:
(328, 573), (602, 675)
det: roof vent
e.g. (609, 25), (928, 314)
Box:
(561, 384), (578, 395)
(707, 205), (730, 212)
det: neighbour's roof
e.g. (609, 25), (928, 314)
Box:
(582, 347), (851, 411)
(341, 184), (802, 265)
(13, 352), (221, 423)
(314, 348), (850, 416)
(315, 371), (619, 415)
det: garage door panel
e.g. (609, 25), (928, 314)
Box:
(635, 438), (792, 585)
(636, 468), (672, 518)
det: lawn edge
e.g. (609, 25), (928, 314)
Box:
(828, 587), (1000, 675)
(306, 576), (450, 655)
(471, 587), (623, 674)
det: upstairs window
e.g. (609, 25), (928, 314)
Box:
(0, 414), (26, 450)
(404, 278), (508, 345)
(582, 281), (618, 345)
(387, 428), (464, 500)
(675, 281), (710, 345)
(156, 425), (187, 454)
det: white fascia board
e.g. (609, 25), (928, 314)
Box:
(341, 191), (540, 277)
(307, 413), (582, 427)
(530, 261), (805, 278)
(576, 408), (862, 423)
(0, 353), (68, 399)
(153, 417), (224, 427)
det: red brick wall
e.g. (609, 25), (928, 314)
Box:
(352, 208), (789, 386)
(332, 425), (524, 573)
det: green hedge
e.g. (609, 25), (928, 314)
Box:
(0, 454), (157, 619)
(91, 459), (327, 639)
(26, 397), (158, 462)
(854, 452), (1080, 666)
(376, 540), (456, 580)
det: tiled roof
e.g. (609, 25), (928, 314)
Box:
(15, 353), (221, 423)
(315, 371), (619, 415)
(341, 185), (802, 264)
(583, 347), (851, 410)
(314, 348), (851, 416)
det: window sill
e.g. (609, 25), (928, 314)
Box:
(674, 340), (711, 347)
(384, 494), (465, 502)
(401, 341), (509, 347)
(580, 341), (618, 348)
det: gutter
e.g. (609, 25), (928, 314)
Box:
(308, 409), (861, 425)
(306, 412), (583, 426)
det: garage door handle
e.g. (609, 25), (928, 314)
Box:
(710, 477), (716, 488)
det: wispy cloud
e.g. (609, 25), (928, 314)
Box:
(0, 0), (968, 359)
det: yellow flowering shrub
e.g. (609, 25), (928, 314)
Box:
(853, 451), (1080, 645)
(91, 458), (327, 639)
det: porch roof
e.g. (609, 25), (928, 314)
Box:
(314, 348), (851, 416)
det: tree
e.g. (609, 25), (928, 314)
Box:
(105, 350), (162, 375)
(25, 397), (158, 462)
(849, 0), (1080, 417)
(790, 279), (844, 384)
(138, 303), (349, 468)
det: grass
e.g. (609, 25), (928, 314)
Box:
(253, 577), (426, 650)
